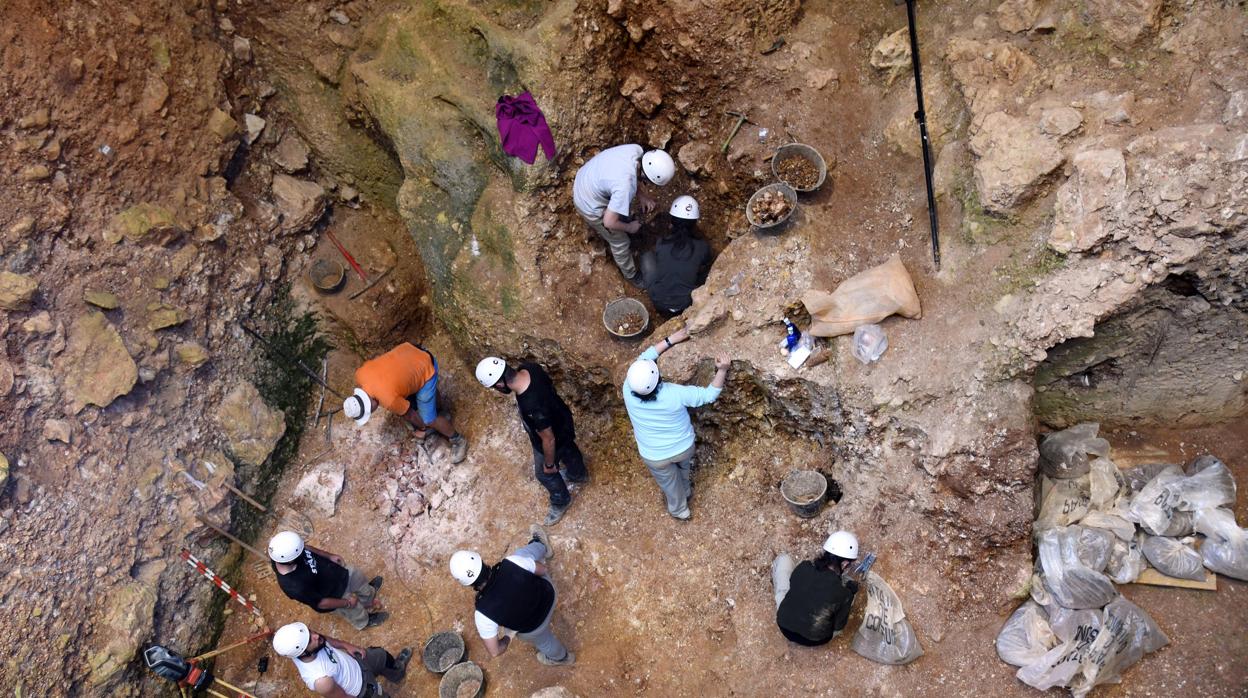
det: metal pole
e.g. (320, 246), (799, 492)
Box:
(904, 0), (941, 271)
(239, 322), (346, 399)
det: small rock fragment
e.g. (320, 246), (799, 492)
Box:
(206, 108), (239, 140)
(147, 303), (186, 330)
(176, 342), (210, 368)
(233, 36), (252, 63)
(18, 107), (50, 130)
(84, 291), (121, 310)
(43, 419), (72, 443)
(244, 114), (266, 144)
(20, 165), (53, 182)
(0, 272), (38, 311)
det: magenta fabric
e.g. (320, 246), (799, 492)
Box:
(495, 92), (556, 164)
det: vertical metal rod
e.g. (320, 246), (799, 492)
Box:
(904, 0), (941, 271)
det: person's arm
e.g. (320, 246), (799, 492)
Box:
(538, 428), (558, 474)
(651, 327), (690, 357)
(603, 208), (640, 234)
(313, 677), (355, 698)
(324, 635), (366, 660)
(638, 192), (656, 215)
(482, 634), (511, 658)
(532, 561), (549, 576)
(711, 355), (730, 389)
(316, 595), (356, 611)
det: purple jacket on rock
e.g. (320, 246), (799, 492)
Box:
(495, 92), (556, 164)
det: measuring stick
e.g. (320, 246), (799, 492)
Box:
(179, 548), (264, 618)
(325, 230), (368, 282)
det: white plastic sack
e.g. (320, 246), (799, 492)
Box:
(996, 601), (1056, 667)
(1039, 423), (1110, 480)
(1104, 537), (1144, 585)
(1173, 459), (1236, 510)
(1140, 535), (1205, 581)
(1037, 528), (1118, 610)
(1016, 597), (1169, 698)
(1128, 466), (1194, 536)
(1079, 510), (1135, 542)
(1088, 457), (1123, 510)
(1074, 526), (1114, 572)
(1185, 454), (1226, 476)
(1121, 462), (1176, 494)
(1036, 475), (1090, 530)
(850, 571), (924, 665)
(1194, 507), (1248, 581)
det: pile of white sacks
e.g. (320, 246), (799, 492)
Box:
(996, 423), (1246, 697)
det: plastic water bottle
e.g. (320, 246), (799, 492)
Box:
(782, 317), (800, 351)
(851, 324), (888, 364)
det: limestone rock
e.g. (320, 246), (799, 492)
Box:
(21, 311), (53, 334)
(805, 68), (838, 91)
(620, 72), (662, 116)
(273, 133), (310, 172)
(0, 452), (8, 491)
(292, 461), (346, 517)
(147, 303), (186, 330)
(944, 38), (1040, 118)
(58, 312), (138, 412)
(1048, 148), (1127, 254)
(271, 174), (327, 233)
(1088, 90), (1134, 125)
(969, 111), (1063, 214)
(871, 27), (910, 70)
(217, 381), (285, 466)
(329, 9), (350, 24)
(311, 51), (343, 84)
(244, 114), (266, 144)
(1224, 90), (1248, 128)
(1086, 0), (1162, 45)
(43, 419), (71, 443)
(996, 0), (1038, 33)
(176, 342), (210, 367)
(1040, 107), (1083, 137)
(20, 164), (52, 182)
(105, 203), (182, 245)
(8, 215), (36, 239)
(0, 360), (13, 396)
(206, 107), (238, 140)
(87, 581), (157, 687)
(233, 36), (252, 62)
(139, 75), (169, 115)
(18, 107), (50, 129)
(677, 141), (715, 177)
(0, 272), (38, 310)
(84, 290), (120, 309)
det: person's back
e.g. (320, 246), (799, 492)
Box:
(274, 548), (349, 612)
(776, 560), (856, 646)
(572, 144), (643, 220)
(475, 558), (556, 635)
(293, 644), (363, 696)
(621, 380), (715, 462)
(646, 236), (710, 314)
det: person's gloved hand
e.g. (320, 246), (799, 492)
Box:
(845, 579), (859, 594)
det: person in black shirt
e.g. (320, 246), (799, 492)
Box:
(475, 357), (589, 525)
(639, 195), (711, 316)
(267, 531), (388, 630)
(772, 530), (860, 646)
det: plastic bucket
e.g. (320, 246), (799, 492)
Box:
(421, 631), (465, 674)
(771, 143), (828, 193)
(438, 661), (485, 698)
(745, 183), (798, 231)
(309, 258), (345, 293)
(603, 297), (650, 339)
(780, 470), (828, 518)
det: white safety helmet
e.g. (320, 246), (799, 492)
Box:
(450, 550), (484, 586)
(641, 150), (676, 186)
(267, 531), (305, 563)
(475, 357), (506, 388)
(626, 358), (661, 396)
(342, 387), (372, 426)
(272, 622), (311, 658)
(823, 530), (860, 560)
(670, 195), (700, 220)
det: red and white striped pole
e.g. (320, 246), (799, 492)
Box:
(179, 548), (265, 619)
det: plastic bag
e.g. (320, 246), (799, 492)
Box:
(996, 601), (1056, 667)
(1121, 462), (1177, 494)
(1194, 508), (1248, 581)
(1088, 457), (1123, 510)
(1074, 526), (1114, 572)
(850, 571), (924, 665)
(1140, 535), (1205, 581)
(1016, 597), (1169, 697)
(1104, 537), (1144, 584)
(1079, 510), (1135, 542)
(1128, 466), (1191, 536)
(1039, 423), (1110, 480)
(1185, 454), (1225, 476)
(1037, 528), (1118, 610)
(1036, 475), (1090, 530)
(850, 323), (888, 363)
(803, 255), (921, 337)
(1173, 459), (1236, 510)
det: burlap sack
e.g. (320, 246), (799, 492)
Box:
(802, 254), (921, 337)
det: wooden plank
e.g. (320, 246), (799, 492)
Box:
(1131, 567), (1218, 590)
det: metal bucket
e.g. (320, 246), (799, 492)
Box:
(438, 661), (484, 698)
(422, 631), (465, 674)
(745, 183), (798, 231)
(603, 297), (649, 339)
(780, 470), (828, 518)
(771, 143), (828, 193)
(309, 258), (345, 294)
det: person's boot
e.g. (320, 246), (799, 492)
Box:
(625, 272), (647, 290)
(449, 433), (468, 464)
(529, 523), (553, 561)
(395, 647), (413, 675)
(369, 576), (384, 591)
(543, 502), (569, 527)
(365, 611), (390, 628)
(536, 650), (576, 666)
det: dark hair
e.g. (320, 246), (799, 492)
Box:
(631, 381), (662, 402)
(666, 217), (698, 257)
(813, 551), (850, 572)
(471, 563), (494, 592)
(501, 367), (517, 384)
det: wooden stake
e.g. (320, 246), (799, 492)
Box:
(196, 514), (266, 558)
(221, 480), (266, 513)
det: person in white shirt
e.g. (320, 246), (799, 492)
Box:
(272, 622), (411, 698)
(572, 144), (676, 287)
(448, 524), (575, 666)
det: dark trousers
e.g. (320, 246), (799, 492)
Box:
(532, 441), (587, 507)
(359, 647), (405, 695)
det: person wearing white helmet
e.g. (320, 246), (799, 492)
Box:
(267, 531), (387, 631)
(346, 341), (468, 464)
(474, 356), (588, 525)
(639, 194), (712, 316)
(449, 524), (574, 666)
(272, 621), (411, 697)
(622, 326), (731, 520)
(572, 143), (676, 288)
(771, 530), (862, 646)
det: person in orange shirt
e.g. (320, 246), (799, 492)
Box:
(344, 343), (469, 464)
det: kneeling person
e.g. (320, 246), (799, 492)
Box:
(267, 531), (387, 630)
(449, 525), (574, 666)
(772, 530), (860, 646)
(272, 622), (410, 698)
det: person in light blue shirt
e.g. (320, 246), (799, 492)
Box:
(622, 326), (731, 520)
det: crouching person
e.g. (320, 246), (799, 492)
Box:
(267, 531), (387, 630)
(272, 622), (411, 697)
(773, 531), (861, 646)
(449, 525), (575, 666)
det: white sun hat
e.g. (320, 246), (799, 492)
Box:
(342, 387), (373, 426)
